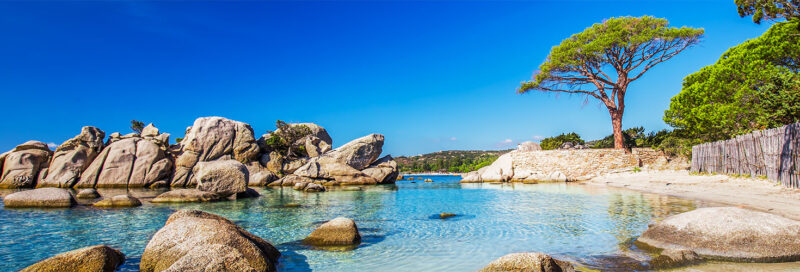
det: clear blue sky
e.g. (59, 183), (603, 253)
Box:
(0, 0), (771, 156)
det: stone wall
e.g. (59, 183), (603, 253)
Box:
(462, 148), (667, 183)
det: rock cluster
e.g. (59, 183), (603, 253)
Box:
(0, 117), (398, 197)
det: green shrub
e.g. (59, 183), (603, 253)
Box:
(540, 132), (584, 150)
(265, 120), (312, 158)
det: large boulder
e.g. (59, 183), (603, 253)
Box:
(194, 160), (248, 197)
(171, 117), (260, 187)
(293, 159), (377, 185)
(20, 245), (125, 272)
(637, 207), (800, 262)
(480, 252), (575, 272)
(3, 188), (76, 208)
(517, 141), (542, 152)
(0, 141), (53, 188)
(259, 123), (332, 150)
(245, 162), (278, 186)
(361, 155), (399, 184)
(140, 210), (280, 272)
(460, 171), (482, 183)
(304, 217), (361, 247)
(74, 136), (171, 188)
(480, 153), (513, 182)
(304, 135), (331, 158)
(39, 126), (105, 188)
(151, 189), (222, 203)
(318, 134), (383, 171)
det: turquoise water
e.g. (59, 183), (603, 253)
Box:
(1, 175), (707, 271)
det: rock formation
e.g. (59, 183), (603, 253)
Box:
(3, 188), (76, 208)
(171, 117), (260, 187)
(517, 141), (542, 152)
(74, 131), (172, 188)
(20, 245), (125, 272)
(480, 252), (575, 272)
(0, 141), (53, 188)
(362, 155), (400, 184)
(304, 217), (361, 247)
(637, 207), (800, 262)
(39, 126), (105, 188)
(140, 210), (280, 272)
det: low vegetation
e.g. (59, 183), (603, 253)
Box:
(265, 120), (312, 158)
(396, 150), (510, 173)
(540, 133), (584, 150)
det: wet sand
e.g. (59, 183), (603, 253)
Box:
(587, 170), (800, 221)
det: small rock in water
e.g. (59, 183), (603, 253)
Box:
(439, 213), (456, 219)
(406, 177), (414, 180)
(150, 189), (222, 203)
(93, 195), (142, 208)
(283, 203), (302, 208)
(76, 188), (101, 199)
(20, 245), (125, 272)
(424, 178), (433, 183)
(304, 217), (361, 248)
(480, 252), (574, 272)
(304, 183), (326, 192)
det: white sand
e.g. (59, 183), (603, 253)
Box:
(587, 170), (800, 220)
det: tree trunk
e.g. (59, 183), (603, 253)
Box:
(611, 110), (625, 149)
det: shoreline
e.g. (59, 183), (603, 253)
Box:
(402, 172), (462, 176)
(585, 170), (800, 220)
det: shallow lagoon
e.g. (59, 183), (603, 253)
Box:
(1, 175), (798, 271)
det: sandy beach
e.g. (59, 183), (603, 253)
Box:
(587, 170), (800, 220)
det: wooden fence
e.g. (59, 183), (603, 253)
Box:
(691, 122), (800, 188)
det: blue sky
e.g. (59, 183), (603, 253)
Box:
(0, 0), (772, 156)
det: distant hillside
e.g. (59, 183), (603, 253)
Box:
(396, 150), (511, 173)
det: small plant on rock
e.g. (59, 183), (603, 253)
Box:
(265, 120), (312, 158)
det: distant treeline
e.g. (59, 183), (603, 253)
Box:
(395, 150), (510, 173)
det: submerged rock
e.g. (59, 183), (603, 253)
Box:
(140, 210), (280, 272)
(93, 195), (142, 208)
(20, 245), (125, 272)
(649, 249), (703, 269)
(151, 189), (222, 203)
(637, 207), (800, 262)
(480, 252), (575, 272)
(0, 141), (53, 189)
(439, 212), (456, 219)
(39, 126), (105, 188)
(304, 217), (361, 247)
(76, 188), (101, 199)
(3, 188), (76, 208)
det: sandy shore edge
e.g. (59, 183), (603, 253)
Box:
(586, 170), (800, 220)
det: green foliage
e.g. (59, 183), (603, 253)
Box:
(589, 127), (671, 149)
(656, 131), (700, 158)
(517, 16), (703, 149)
(396, 150), (508, 173)
(130, 120), (145, 134)
(540, 132), (584, 150)
(736, 0), (799, 24)
(175, 137), (183, 144)
(664, 21), (800, 142)
(265, 120), (312, 158)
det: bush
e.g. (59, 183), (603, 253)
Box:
(589, 127), (671, 149)
(540, 132), (584, 150)
(265, 120), (312, 158)
(656, 134), (697, 158)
